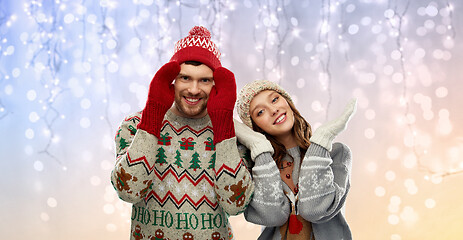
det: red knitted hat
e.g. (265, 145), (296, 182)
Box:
(170, 26), (221, 70)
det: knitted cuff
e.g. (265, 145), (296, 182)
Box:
(137, 102), (170, 138)
(209, 109), (235, 144)
(254, 152), (275, 166)
(307, 142), (330, 158)
(309, 130), (334, 151)
(330, 143), (352, 170)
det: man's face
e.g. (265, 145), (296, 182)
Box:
(171, 63), (214, 119)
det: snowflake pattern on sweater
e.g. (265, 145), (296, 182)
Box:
(111, 110), (254, 240)
(244, 143), (352, 240)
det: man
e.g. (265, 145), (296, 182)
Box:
(111, 26), (254, 240)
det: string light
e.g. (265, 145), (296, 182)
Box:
(22, 0), (67, 168)
(254, 0), (292, 84)
(0, 6), (12, 119)
(318, 0), (336, 120)
(386, 0), (463, 178)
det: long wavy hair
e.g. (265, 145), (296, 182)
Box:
(251, 93), (312, 166)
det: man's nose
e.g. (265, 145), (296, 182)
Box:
(187, 81), (200, 95)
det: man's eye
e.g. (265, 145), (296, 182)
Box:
(201, 78), (211, 83)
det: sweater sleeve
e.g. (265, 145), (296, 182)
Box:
(297, 142), (352, 223)
(110, 112), (158, 204)
(213, 137), (255, 216)
(244, 152), (291, 227)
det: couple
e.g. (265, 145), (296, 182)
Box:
(111, 26), (356, 240)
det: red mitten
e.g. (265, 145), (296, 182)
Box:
(207, 67), (236, 144)
(137, 61), (180, 138)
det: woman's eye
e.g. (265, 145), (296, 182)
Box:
(257, 110), (263, 117)
(272, 96), (279, 103)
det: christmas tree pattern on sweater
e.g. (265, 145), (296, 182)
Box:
(137, 119), (248, 211)
(112, 110), (253, 240)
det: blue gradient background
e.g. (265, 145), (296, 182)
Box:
(1, 0), (462, 239)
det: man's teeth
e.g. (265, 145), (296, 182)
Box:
(275, 114), (285, 124)
(186, 97), (199, 102)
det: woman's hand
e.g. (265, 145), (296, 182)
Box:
(234, 119), (274, 161)
(310, 99), (357, 151)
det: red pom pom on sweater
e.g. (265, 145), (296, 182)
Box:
(288, 215), (303, 234)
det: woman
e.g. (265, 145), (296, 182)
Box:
(234, 80), (356, 240)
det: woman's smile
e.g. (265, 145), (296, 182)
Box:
(274, 113), (287, 125)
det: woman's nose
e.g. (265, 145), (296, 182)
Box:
(271, 107), (279, 116)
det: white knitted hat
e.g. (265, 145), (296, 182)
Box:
(236, 80), (293, 128)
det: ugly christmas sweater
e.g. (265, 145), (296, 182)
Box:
(244, 142), (352, 240)
(111, 109), (254, 240)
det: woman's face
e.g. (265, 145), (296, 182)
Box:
(249, 90), (294, 138)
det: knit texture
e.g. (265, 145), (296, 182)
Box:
(137, 101), (171, 138)
(243, 142), (352, 240)
(137, 61), (179, 139)
(170, 26), (221, 70)
(207, 109), (235, 145)
(111, 110), (254, 240)
(236, 80), (293, 128)
(233, 118), (274, 160)
(207, 67), (237, 144)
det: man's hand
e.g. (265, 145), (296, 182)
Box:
(207, 67), (236, 144)
(137, 61), (180, 138)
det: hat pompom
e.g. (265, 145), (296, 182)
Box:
(170, 26), (221, 70)
(189, 26), (211, 39)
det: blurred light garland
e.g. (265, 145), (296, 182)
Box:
(180, 0), (229, 40)
(97, 0), (118, 134)
(446, 0), (456, 38)
(423, 1), (462, 178)
(318, 0), (334, 120)
(253, 0), (292, 84)
(130, 0), (230, 64)
(386, 0), (462, 178)
(0, 4), (10, 119)
(337, 0), (352, 64)
(24, 0), (66, 168)
(132, 0), (173, 62)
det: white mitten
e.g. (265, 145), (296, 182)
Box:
(310, 99), (357, 151)
(233, 119), (274, 160)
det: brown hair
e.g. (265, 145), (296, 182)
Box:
(183, 60), (203, 66)
(251, 94), (312, 166)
